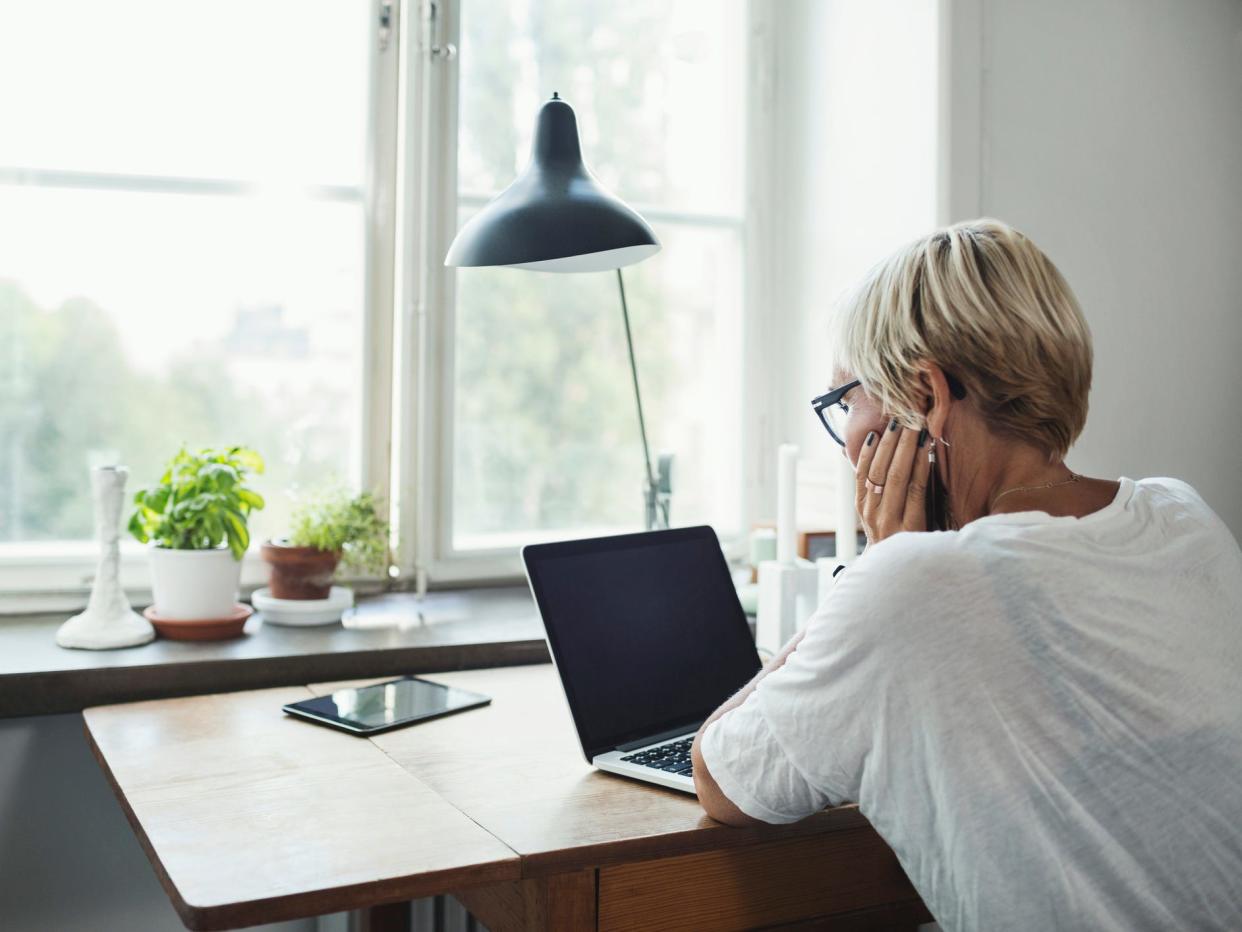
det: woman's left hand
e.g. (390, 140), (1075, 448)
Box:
(854, 420), (932, 546)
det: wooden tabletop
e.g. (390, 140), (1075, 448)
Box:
(86, 663), (901, 931)
(308, 666), (867, 877)
(84, 685), (519, 930)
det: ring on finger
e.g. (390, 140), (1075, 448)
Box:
(867, 479), (885, 494)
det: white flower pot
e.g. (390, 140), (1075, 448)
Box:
(148, 547), (242, 620)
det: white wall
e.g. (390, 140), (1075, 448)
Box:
(945, 0), (1242, 534)
(779, 1), (940, 448)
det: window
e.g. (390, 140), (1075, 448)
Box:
(443, 0), (749, 554)
(0, 1), (395, 597)
(0, 0), (758, 602)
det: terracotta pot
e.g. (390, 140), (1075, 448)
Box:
(260, 540), (341, 600)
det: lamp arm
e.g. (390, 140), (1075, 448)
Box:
(616, 268), (657, 490)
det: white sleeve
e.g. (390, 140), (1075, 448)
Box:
(700, 532), (968, 822)
(699, 691), (832, 824)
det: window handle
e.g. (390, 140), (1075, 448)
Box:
(428, 0), (457, 60)
(378, 0), (395, 52)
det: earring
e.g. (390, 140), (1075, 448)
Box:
(929, 436), (959, 531)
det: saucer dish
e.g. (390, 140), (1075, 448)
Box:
(251, 586), (354, 626)
(142, 604), (252, 641)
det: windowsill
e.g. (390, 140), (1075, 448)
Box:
(0, 587), (547, 718)
(0, 541), (406, 615)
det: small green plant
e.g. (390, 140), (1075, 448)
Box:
(128, 446), (265, 560)
(288, 490), (389, 574)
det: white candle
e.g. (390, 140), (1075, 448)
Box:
(776, 443), (798, 565)
(834, 452), (858, 563)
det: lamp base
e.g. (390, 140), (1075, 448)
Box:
(644, 453), (674, 530)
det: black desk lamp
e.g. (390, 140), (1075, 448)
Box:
(445, 93), (672, 530)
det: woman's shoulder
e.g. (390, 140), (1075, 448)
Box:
(815, 532), (987, 651)
(845, 476), (1237, 588)
(858, 527), (965, 563)
(837, 520), (1054, 615)
(840, 530), (983, 600)
(1133, 475), (1210, 510)
(1131, 475), (1239, 544)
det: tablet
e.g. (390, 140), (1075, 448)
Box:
(282, 676), (491, 736)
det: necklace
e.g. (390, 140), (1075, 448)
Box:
(988, 471), (1081, 513)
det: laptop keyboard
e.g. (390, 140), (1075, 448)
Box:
(620, 737), (694, 776)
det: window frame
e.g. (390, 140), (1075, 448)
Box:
(0, 0), (779, 609)
(401, 0), (772, 586)
(0, 0), (402, 612)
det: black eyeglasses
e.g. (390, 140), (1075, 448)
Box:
(811, 379), (861, 447)
(812, 373), (966, 447)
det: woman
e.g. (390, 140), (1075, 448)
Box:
(691, 220), (1242, 931)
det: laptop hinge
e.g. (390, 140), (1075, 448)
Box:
(616, 721), (703, 753)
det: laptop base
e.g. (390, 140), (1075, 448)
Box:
(594, 738), (697, 794)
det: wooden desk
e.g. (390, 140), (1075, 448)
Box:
(86, 665), (930, 931)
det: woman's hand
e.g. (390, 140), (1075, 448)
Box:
(855, 420), (932, 546)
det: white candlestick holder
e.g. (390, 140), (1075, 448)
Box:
(57, 466), (155, 650)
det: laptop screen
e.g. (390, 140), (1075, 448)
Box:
(523, 526), (761, 760)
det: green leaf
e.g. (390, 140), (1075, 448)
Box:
(136, 444), (261, 551)
(127, 511), (148, 543)
(222, 508), (250, 558)
(231, 447), (265, 475)
(288, 488), (389, 573)
(146, 486), (170, 514)
(235, 488), (265, 511)
(200, 463), (239, 488)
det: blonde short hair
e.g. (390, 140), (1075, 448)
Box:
(831, 218), (1093, 461)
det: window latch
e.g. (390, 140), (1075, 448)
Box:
(428, 0), (457, 61)
(378, 0), (394, 52)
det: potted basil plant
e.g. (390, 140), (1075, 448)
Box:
(128, 446), (265, 620)
(261, 490), (388, 600)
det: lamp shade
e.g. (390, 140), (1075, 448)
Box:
(445, 94), (660, 273)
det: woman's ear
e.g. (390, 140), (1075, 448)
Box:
(914, 362), (954, 439)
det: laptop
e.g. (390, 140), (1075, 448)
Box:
(522, 525), (761, 794)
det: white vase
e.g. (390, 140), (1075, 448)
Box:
(57, 466), (156, 650)
(149, 546), (243, 620)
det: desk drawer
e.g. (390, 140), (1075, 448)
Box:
(597, 827), (929, 931)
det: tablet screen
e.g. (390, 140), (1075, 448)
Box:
(283, 677), (490, 734)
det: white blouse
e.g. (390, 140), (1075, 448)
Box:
(702, 477), (1242, 932)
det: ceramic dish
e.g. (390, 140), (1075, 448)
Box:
(251, 586), (354, 626)
(143, 603), (252, 641)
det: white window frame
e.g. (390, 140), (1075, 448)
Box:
(0, 0), (402, 613)
(398, 0), (779, 587)
(0, 0), (785, 609)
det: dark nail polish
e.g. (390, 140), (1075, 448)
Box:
(888, 418), (899, 432)
(865, 432), (876, 447)
(918, 428), (929, 447)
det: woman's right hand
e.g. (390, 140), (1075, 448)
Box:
(854, 419), (932, 546)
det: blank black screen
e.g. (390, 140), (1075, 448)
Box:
(525, 527), (760, 757)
